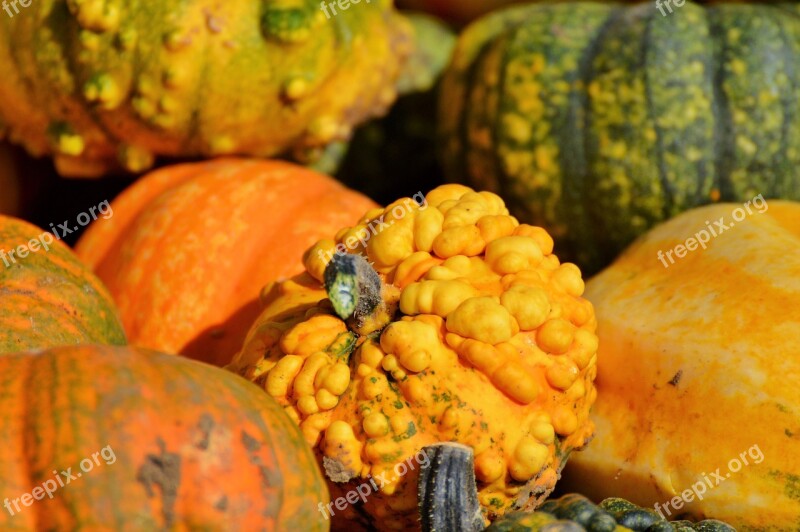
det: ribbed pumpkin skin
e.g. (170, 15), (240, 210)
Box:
(561, 202), (800, 529)
(0, 0), (411, 177)
(0, 215), (125, 353)
(0, 344), (328, 530)
(75, 158), (376, 367)
(440, 2), (800, 273)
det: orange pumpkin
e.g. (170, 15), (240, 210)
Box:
(0, 214), (126, 353)
(0, 344), (328, 530)
(75, 158), (376, 367)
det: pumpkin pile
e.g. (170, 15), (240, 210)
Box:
(0, 0), (795, 530)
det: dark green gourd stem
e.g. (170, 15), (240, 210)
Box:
(324, 253), (382, 321)
(418, 443), (485, 532)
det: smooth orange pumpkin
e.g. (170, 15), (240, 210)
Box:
(75, 158), (376, 367)
(0, 344), (328, 530)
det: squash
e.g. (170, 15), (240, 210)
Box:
(75, 158), (376, 367)
(227, 185), (599, 530)
(0, 214), (125, 353)
(561, 201), (800, 529)
(0, 344), (328, 530)
(0, 0), (412, 177)
(439, 1), (800, 274)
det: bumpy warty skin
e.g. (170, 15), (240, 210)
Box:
(0, 0), (412, 176)
(228, 185), (599, 529)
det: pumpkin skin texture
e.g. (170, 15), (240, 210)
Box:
(439, 2), (800, 274)
(0, 215), (126, 353)
(0, 0), (412, 177)
(561, 201), (800, 529)
(228, 185), (599, 530)
(0, 344), (328, 530)
(75, 158), (376, 367)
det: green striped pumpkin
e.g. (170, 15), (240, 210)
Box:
(440, 1), (800, 273)
(0, 215), (125, 353)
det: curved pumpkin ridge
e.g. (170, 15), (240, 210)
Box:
(563, 201), (800, 529)
(75, 158), (377, 366)
(0, 345), (328, 530)
(0, 216), (126, 353)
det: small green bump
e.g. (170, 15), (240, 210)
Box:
(83, 73), (123, 109)
(79, 30), (101, 50)
(68, 0), (120, 32)
(282, 77), (310, 101)
(118, 144), (154, 173)
(132, 96), (156, 119)
(117, 27), (137, 50)
(260, 5), (317, 44)
(47, 123), (85, 156)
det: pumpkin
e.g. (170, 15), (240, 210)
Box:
(0, 0), (412, 177)
(439, 1), (800, 274)
(0, 214), (125, 353)
(561, 201), (800, 529)
(227, 185), (599, 530)
(0, 344), (328, 530)
(75, 158), (376, 367)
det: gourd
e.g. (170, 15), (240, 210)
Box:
(562, 201), (800, 529)
(75, 158), (376, 367)
(227, 185), (599, 530)
(0, 344), (328, 530)
(0, 0), (412, 177)
(439, 1), (800, 273)
(0, 214), (126, 353)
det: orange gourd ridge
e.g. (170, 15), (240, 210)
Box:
(228, 184), (599, 530)
(0, 215), (126, 353)
(75, 158), (377, 367)
(563, 201), (800, 529)
(0, 344), (328, 530)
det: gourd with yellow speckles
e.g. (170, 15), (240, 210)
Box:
(0, 0), (412, 177)
(227, 184), (599, 530)
(440, 2), (800, 273)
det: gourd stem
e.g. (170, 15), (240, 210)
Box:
(324, 253), (383, 322)
(418, 443), (485, 532)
